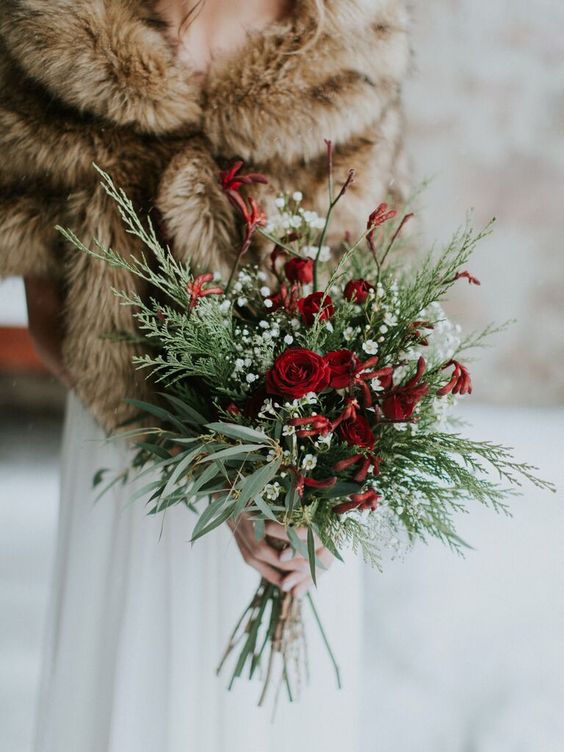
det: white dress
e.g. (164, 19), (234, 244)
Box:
(34, 392), (363, 751)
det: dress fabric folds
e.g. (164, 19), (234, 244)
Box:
(34, 393), (363, 752)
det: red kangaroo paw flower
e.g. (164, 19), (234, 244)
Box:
(186, 273), (224, 309)
(357, 379), (373, 408)
(334, 489), (381, 514)
(406, 356), (426, 387)
(332, 499), (360, 515)
(454, 270), (481, 286)
(303, 476), (338, 490)
(219, 161), (268, 192)
(331, 398), (359, 430)
(437, 360), (472, 396)
(289, 415), (333, 438)
(353, 457), (372, 483)
(333, 454), (364, 472)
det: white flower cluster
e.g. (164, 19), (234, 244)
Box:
(229, 314), (284, 393)
(421, 302), (462, 367)
(265, 193), (326, 245)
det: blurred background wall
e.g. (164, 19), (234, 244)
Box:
(405, 0), (564, 405)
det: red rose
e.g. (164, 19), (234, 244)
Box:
(344, 279), (374, 303)
(266, 348), (330, 399)
(325, 350), (359, 389)
(337, 414), (376, 450)
(284, 257), (314, 284)
(297, 292), (335, 326)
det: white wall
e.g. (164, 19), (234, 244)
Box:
(0, 279), (28, 327)
(405, 0), (564, 405)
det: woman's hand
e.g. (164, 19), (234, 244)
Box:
(24, 276), (73, 389)
(228, 515), (334, 598)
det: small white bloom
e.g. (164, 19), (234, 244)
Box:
(290, 215), (302, 228)
(290, 318), (301, 330)
(380, 325), (388, 334)
(237, 297), (248, 307)
(275, 196), (286, 208)
(260, 286), (271, 297)
(325, 322), (334, 333)
(219, 300), (231, 314)
(259, 320), (269, 329)
(316, 433), (333, 448)
(302, 211), (318, 225)
(363, 340), (379, 355)
(234, 358), (245, 370)
(302, 454), (317, 471)
(343, 326), (355, 342)
(284, 334), (294, 345)
(264, 299), (273, 309)
(264, 482), (282, 501)
(371, 378), (385, 392)
(282, 424), (295, 437)
(292, 191), (303, 202)
(246, 373), (258, 384)
(233, 282), (243, 293)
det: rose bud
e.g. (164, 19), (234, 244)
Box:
(266, 348), (330, 399)
(284, 257), (314, 284)
(337, 414), (376, 451)
(344, 279), (374, 304)
(297, 292), (335, 326)
(325, 349), (360, 389)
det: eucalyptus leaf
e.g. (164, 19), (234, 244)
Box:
(191, 504), (235, 543)
(197, 444), (267, 463)
(92, 468), (109, 488)
(160, 392), (208, 426)
(252, 494), (281, 523)
(191, 496), (231, 542)
(206, 422), (270, 444)
(233, 460), (282, 516)
(307, 527), (317, 586)
(125, 398), (188, 433)
(286, 527), (309, 559)
(162, 445), (204, 497)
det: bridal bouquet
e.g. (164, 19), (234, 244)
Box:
(60, 147), (552, 710)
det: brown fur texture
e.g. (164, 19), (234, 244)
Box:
(0, 0), (411, 432)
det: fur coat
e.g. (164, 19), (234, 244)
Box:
(0, 0), (411, 431)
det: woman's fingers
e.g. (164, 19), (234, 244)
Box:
(264, 521), (322, 547)
(280, 546), (336, 597)
(229, 516), (333, 590)
(281, 570), (311, 594)
(263, 521), (291, 542)
(254, 542), (309, 573)
(293, 580), (313, 599)
(249, 558), (285, 588)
